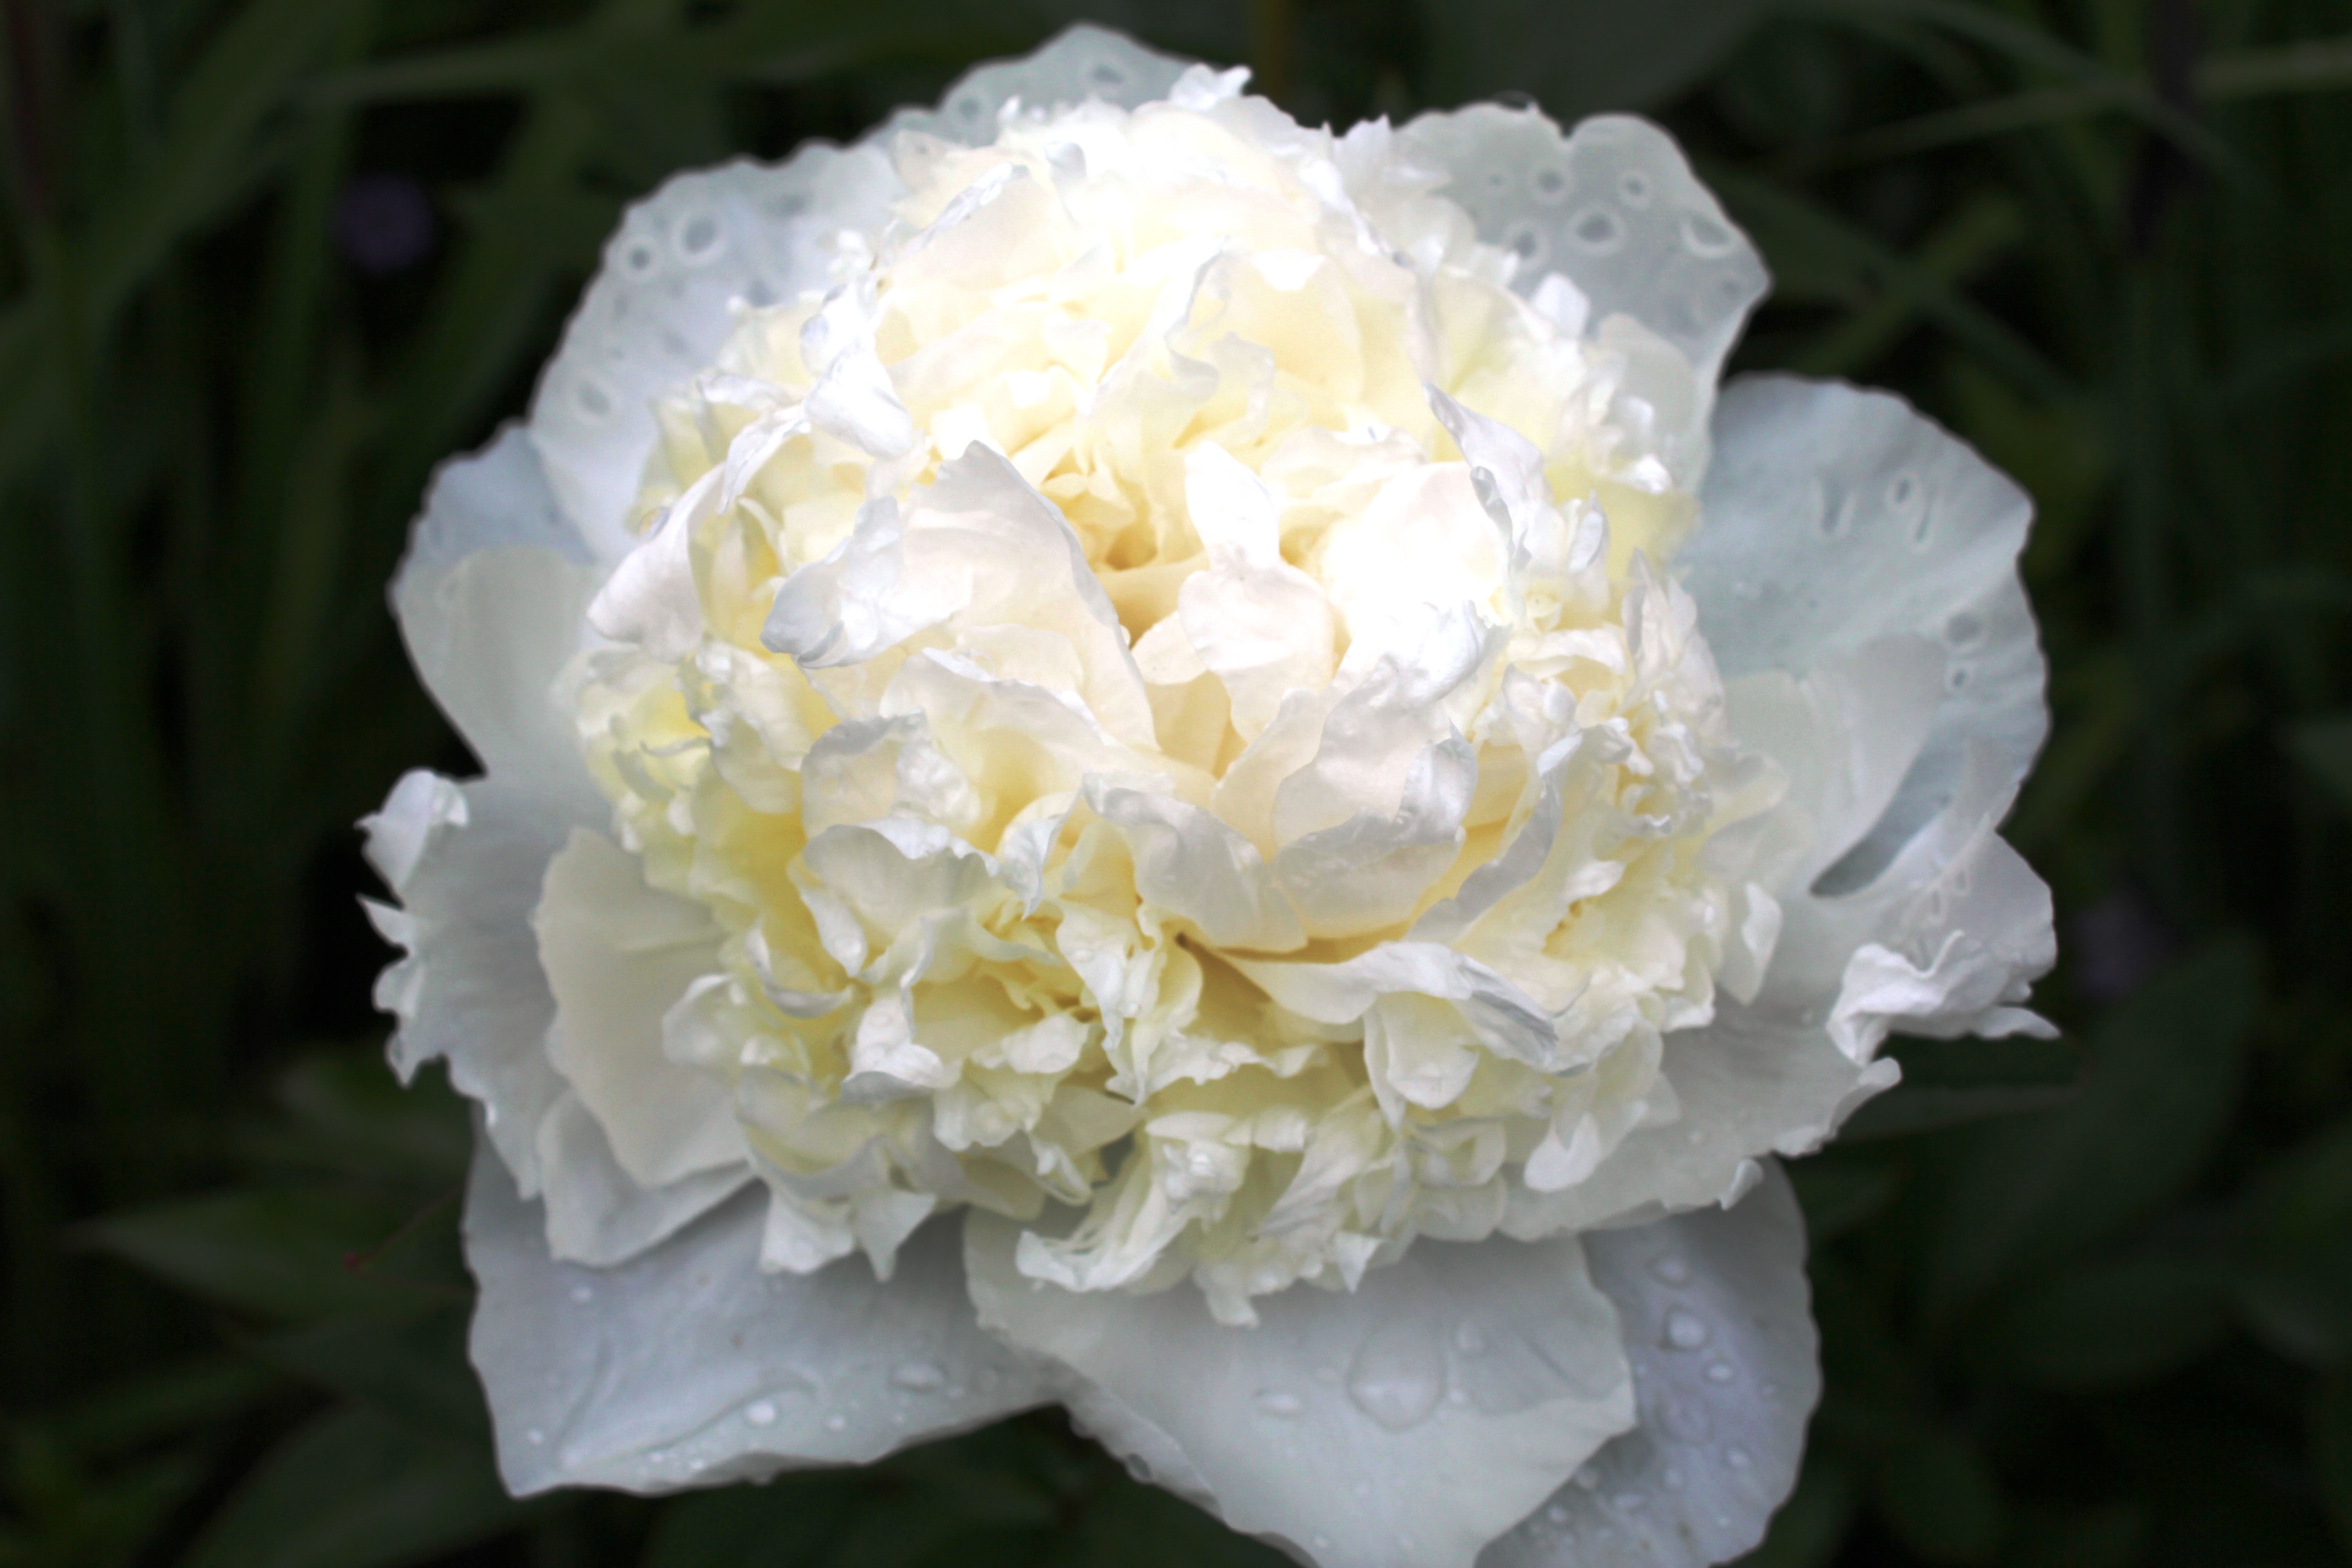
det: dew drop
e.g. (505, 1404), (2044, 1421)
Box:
(1944, 610), (1985, 649)
(623, 241), (657, 276)
(1533, 166), (1569, 201)
(1648, 1252), (1693, 1288)
(575, 380), (613, 419)
(823, 1414), (848, 1433)
(1703, 1359), (1736, 1385)
(1947, 664), (1972, 691)
(1618, 171), (1654, 206)
(1682, 213), (1738, 258)
(1569, 206), (1625, 253)
(1347, 1326), (1446, 1432)
(1661, 1307), (1711, 1352)
(745, 1400), (777, 1427)
(1312, 1535), (1331, 1552)
(892, 1360), (947, 1392)
(1725, 1445), (1754, 1470)
(1256, 1389), (1305, 1418)
(1548, 1503), (1571, 1524)
(677, 214), (721, 260)
(568, 1284), (594, 1304)
(527, 1427), (545, 1446)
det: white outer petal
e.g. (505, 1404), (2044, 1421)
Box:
(966, 1211), (1636, 1568)
(1482, 1163), (1819, 1568)
(463, 1140), (1051, 1494)
(391, 428), (606, 820)
(527, 150), (902, 559)
(1392, 111), (1768, 387)
(1683, 375), (2047, 890)
(363, 772), (572, 1196)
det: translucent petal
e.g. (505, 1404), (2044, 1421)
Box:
(1481, 1163), (1818, 1568)
(1394, 111), (1768, 383)
(1682, 376), (2047, 891)
(390, 428), (606, 818)
(527, 147), (902, 559)
(362, 772), (571, 1197)
(534, 830), (746, 1190)
(881, 24), (1197, 146)
(463, 1142), (1052, 1494)
(966, 1213), (1635, 1568)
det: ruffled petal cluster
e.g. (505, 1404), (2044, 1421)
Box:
(363, 27), (2053, 1568)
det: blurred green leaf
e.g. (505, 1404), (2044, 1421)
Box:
(249, 1309), (485, 1440)
(1927, 938), (2257, 1318)
(1418, 0), (1769, 120)
(80, 1188), (450, 1322)
(45, 1357), (280, 1460)
(233, 1053), (472, 1189)
(180, 1405), (529, 1568)
(1734, 1452), (1857, 1568)
(2318, 1372), (2352, 1556)
(1872, 1430), (2005, 1565)
(1980, 1243), (2229, 1388)
(640, 1477), (861, 1568)
(1841, 1034), (2084, 1141)
(2287, 714), (2352, 817)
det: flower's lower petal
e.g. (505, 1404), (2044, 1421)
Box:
(534, 829), (747, 1190)
(463, 1139), (1051, 1494)
(1480, 1163), (1818, 1568)
(966, 1212), (1637, 1568)
(362, 770), (572, 1196)
(527, 150), (902, 559)
(536, 1090), (755, 1265)
(392, 429), (607, 820)
(1684, 376), (2047, 890)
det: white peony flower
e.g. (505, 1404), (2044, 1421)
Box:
(362, 25), (2055, 1568)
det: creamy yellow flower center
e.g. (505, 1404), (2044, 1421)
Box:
(570, 74), (1778, 1322)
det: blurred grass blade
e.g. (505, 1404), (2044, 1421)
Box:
(79, 1188), (447, 1321)
(2286, 713), (2352, 815)
(1839, 1034), (2082, 1141)
(180, 1405), (532, 1568)
(1926, 937), (2258, 1319)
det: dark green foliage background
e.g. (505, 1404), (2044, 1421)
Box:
(4, 0), (2352, 1563)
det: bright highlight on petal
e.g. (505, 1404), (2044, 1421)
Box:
(361, 22), (2055, 1568)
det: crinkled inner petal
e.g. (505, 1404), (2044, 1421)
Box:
(966, 1210), (1636, 1568)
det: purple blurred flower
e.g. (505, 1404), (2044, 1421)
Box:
(334, 174), (436, 274)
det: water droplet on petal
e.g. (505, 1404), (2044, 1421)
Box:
(1704, 1359), (1736, 1384)
(1661, 1307), (1710, 1351)
(1725, 1445), (1753, 1470)
(1256, 1388), (1304, 1418)
(1548, 1503), (1571, 1524)
(1347, 1326), (1446, 1431)
(823, 1414), (848, 1433)
(526, 1427), (545, 1446)
(568, 1284), (594, 1304)
(892, 1360), (946, 1392)
(1648, 1252), (1693, 1288)
(746, 1401), (777, 1426)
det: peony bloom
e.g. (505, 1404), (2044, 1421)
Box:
(363, 26), (2054, 1568)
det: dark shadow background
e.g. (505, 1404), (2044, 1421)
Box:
(5, 0), (2352, 1563)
